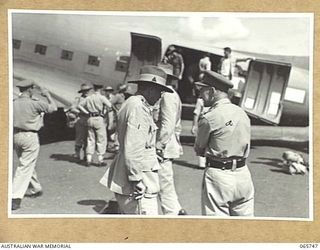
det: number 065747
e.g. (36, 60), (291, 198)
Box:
(300, 244), (319, 248)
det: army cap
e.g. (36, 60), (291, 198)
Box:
(104, 86), (114, 92)
(16, 79), (35, 89)
(195, 70), (233, 92)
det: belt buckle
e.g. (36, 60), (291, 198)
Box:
(231, 159), (237, 171)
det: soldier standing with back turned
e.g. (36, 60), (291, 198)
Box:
(67, 83), (92, 162)
(194, 70), (254, 216)
(78, 83), (112, 167)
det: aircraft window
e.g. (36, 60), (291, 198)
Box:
(34, 44), (47, 55)
(88, 55), (100, 67)
(61, 50), (73, 61)
(115, 56), (129, 72)
(13, 39), (21, 49)
(119, 56), (129, 61)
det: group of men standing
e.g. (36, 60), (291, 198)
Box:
(12, 46), (255, 217)
(67, 83), (129, 166)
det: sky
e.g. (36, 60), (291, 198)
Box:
(12, 13), (312, 56)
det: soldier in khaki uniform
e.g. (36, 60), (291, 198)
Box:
(78, 84), (112, 166)
(12, 79), (57, 210)
(156, 63), (186, 215)
(67, 84), (92, 161)
(194, 71), (254, 217)
(100, 65), (173, 215)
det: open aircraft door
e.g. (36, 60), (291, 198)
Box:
(124, 32), (162, 91)
(239, 59), (291, 125)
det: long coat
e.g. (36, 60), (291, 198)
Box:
(100, 95), (161, 195)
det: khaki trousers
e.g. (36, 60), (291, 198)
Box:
(202, 165), (254, 216)
(75, 118), (88, 153)
(86, 116), (107, 157)
(158, 160), (181, 215)
(13, 132), (42, 199)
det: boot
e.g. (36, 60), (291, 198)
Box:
(86, 154), (92, 167)
(97, 155), (107, 167)
(178, 209), (187, 215)
(74, 145), (82, 160)
(83, 149), (87, 162)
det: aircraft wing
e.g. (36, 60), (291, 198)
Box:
(13, 59), (83, 108)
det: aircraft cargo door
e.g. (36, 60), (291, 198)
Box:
(239, 59), (291, 125)
(124, 33), (162, 89)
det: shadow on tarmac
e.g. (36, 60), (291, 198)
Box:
(50, 153), (81, 164)
(50, 154), (107, 168)
(269, 169), (293, 175)
(77, 199), (119, 214)
(173, 159), (200, 170)
(250, 157), (283, 168)
(250, 140), (309, 154)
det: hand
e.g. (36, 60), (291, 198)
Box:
(191, 125), (198, 135)
(133, 181), (147, 200)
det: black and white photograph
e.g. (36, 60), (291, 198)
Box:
(8, 10), (313, 220)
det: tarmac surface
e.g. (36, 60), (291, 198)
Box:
(11, 139), (310, 219)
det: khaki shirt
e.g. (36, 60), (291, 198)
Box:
(156, 86), (183, 159)
(79, 92), (112, 114)
(103, 95), (161, 195)
(195, 98), (250, 159)
(13, 95), (56, 131)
